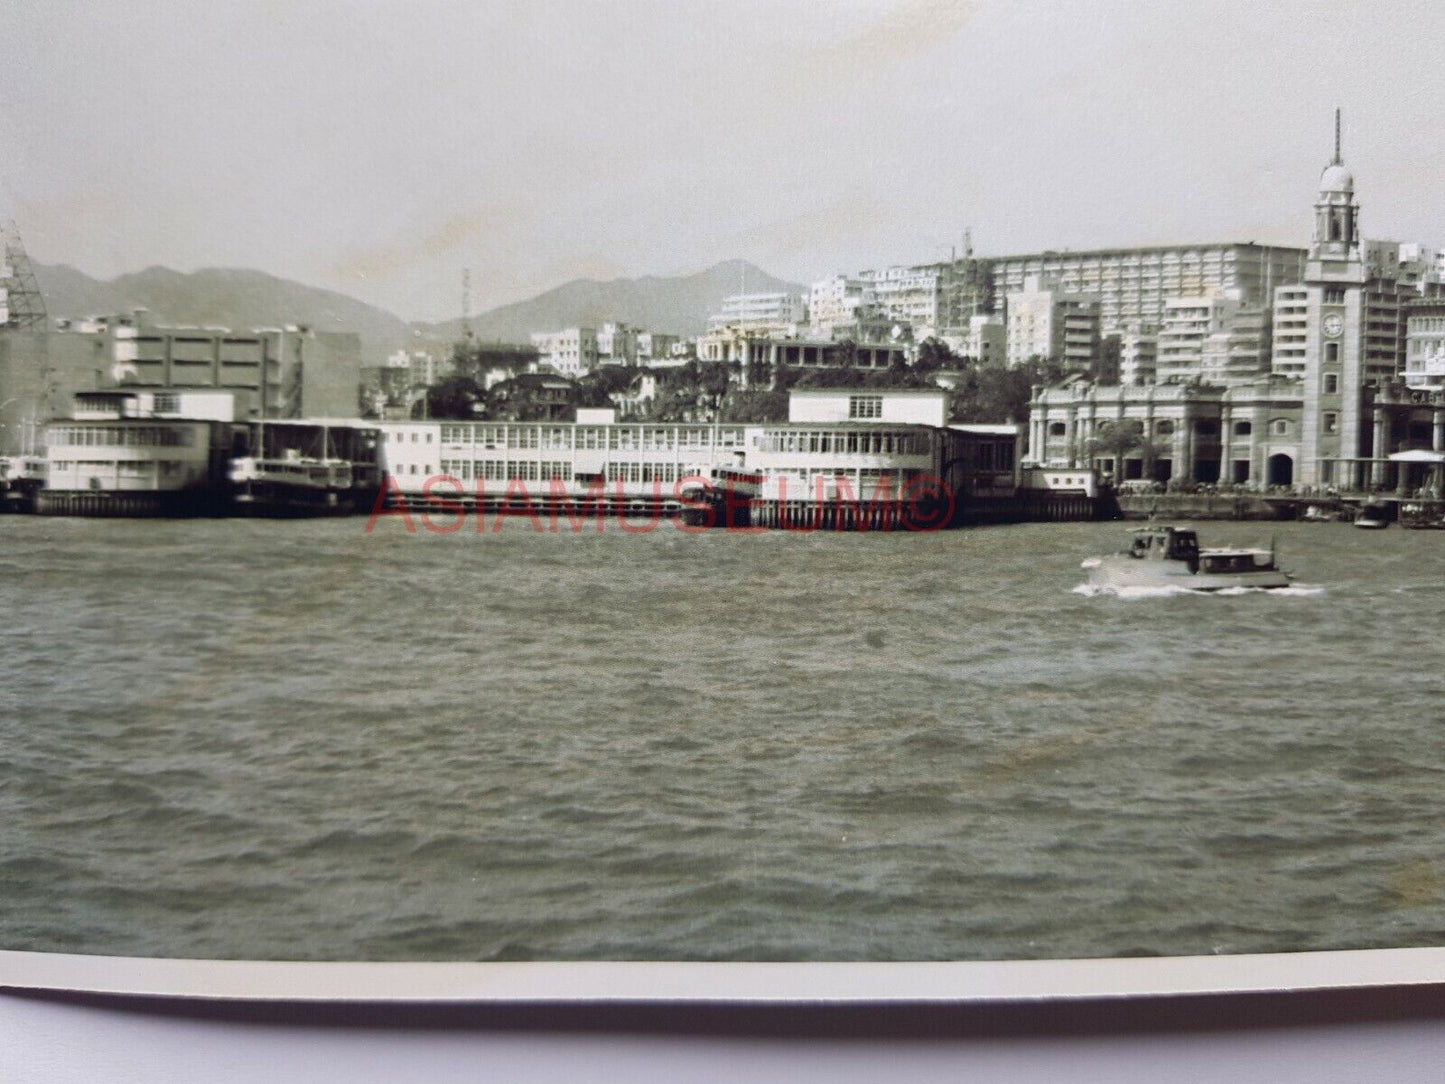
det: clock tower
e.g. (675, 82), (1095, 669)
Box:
(1274, 109), (1404, 488)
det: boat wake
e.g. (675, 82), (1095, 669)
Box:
(1073, 582), (1327, 599)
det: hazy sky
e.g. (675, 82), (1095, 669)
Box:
(4, 0), (1444, 321)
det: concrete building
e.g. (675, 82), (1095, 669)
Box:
(859, 266), (942, 332)
(1115, 327), (1159, 386)
(530, 327), (599, 376)
(1200, 305), (1273, 387)
(1005, 276), (1101, 370)
(962, 314), (1005, 367)
(787, 387), (948, 428)
(1154, 292), (1270, 386)
(596, 322), (639, 366)
(1397, 243), (1443, 293)
(697, 326), (907, 383)
(636, 331), (680, 365)
(0, 315), (362, 453)
(990, 243), (1306, 336)
(807, 276), (876, 334)
(708, 293), (806, 331)
(1404, 299), (1445, 390)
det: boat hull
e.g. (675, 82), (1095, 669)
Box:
(1087, 555), (1292, 592)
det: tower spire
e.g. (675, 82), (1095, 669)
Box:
(1333, 107), (1342, 166)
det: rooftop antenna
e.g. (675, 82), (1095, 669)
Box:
(1333, 107), (1342, 165)
(964, 227), (973, 259)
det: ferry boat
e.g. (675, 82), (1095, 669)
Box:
(0, 455), (46, 513)
(678, 464), (764, 527)
(1085, 525), (1292, 591)
(230, 454), (357, 512)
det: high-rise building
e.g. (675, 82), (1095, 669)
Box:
(806, 276), (875, 335)
(858, 266), (942, 332)
(989, 243), (1305, 336)
(1113, 327), (1159, 386)
(1005, 276), (1101, 370)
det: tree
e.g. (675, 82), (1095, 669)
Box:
(448, 339), (539, 383)
(914, 337), (957, 373)
(1084, 419), (1167, 477)
(721, 388), (789, 423)
(421, 375), (486, 419)
(949, 367), (1034, 423)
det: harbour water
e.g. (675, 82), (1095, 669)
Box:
(2, 515), (1444, 962)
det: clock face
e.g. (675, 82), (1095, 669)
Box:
(1323, 313), (1345, 339)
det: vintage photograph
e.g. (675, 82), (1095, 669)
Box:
(3, 0), (1445, 968)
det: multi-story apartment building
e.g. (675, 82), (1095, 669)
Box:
(596, 322), (639, 366)
(990, 243), (1306, 336)
(708, 293), (806, 330)
(807, 276), (875, 334)
(636, 331), (681, 365)
(1156, 293), (1243, 383)
(858, 266), (941, 332)
(962, 315), (1005, 367)
(1199, 305), (1272, 387)
(1404, 299), (1445, 390)
(1005, 276), (1101, 370)
(530, 327), (599, 376)
(1155, 292), (1270, 386)
(1115, 327), (1159, 386)
(1397, 243), (1443, 293)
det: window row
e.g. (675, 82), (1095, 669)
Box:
(49, 426), (195, 447)
(754, 430), (927, 456)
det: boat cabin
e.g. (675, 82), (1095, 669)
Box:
(1128, 526), (1200, 571)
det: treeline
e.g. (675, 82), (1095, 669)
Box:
(420, 337), (1068, 426)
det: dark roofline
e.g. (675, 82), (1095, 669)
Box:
(982, 242), (1309, 262)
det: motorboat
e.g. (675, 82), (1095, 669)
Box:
(1085, 525), (1292, 592)
(1354, 502), (1391, 529)
(1400, 502), (1445, 530)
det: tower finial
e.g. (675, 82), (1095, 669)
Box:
(1333, 107), (1342, 165)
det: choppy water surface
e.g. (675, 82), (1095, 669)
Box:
(2, 514), (1444, 961)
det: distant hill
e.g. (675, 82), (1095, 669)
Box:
(32, 263), (414, 364)
(419, 259), (805, 342)
(29, 258), (806, 365)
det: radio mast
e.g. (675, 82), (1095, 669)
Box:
(461, 267), (473, 339)
(1, 220), (47, 330)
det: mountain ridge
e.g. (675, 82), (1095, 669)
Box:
(29, 259), (806, 365)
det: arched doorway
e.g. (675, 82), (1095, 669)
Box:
(1266, 453), (1294, 487)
